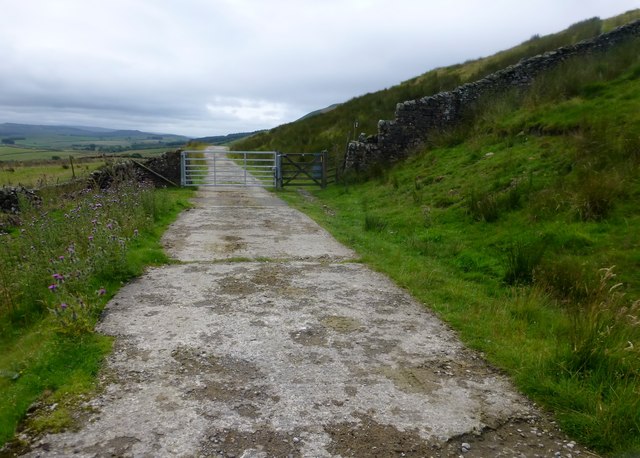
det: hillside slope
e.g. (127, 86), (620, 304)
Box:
(234, 10), (640, 158)
(279, 30), (640, 457)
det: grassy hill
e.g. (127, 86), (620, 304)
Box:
(191, 131), (261, 146)
(234, 10), (640, 159)
(276, 20), (640, 457)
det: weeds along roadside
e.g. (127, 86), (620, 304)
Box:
(0, 176), (193, 447)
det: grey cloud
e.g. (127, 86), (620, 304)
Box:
(0, 0), (638, 136)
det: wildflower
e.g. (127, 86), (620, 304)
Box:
(48, 284), (58, 292)
(133, 229), (139, 237)
(106, 222), (113, 230)
(91, 219), (98, 225)
(58, 255), (65, 261)
(88, 235), (94, 241)
(60, 303), (68, 310)
(68, 244), (75, 254)
(52, 273), (64, 281)
(97, 287), (107, 296)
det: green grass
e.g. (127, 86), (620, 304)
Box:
(0, 326), (112, 442)
(0, 148), (173, 163)
(0, 159), (106, 187)
(276, 49), (640, 456)
(10, 133), (185, 151)
(0, 183), (193, 447)
(0, 146), (127, 162)
(0, 146), (84, 162)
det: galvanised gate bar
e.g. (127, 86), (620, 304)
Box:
(181, 150), (334, 189)
(181, 150), (277, 187)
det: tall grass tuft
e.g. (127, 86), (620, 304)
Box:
(363, 214), (388, 232)
(572, 171), (623, 221)
(504, 239), (546, 285)
(525, 37), (640, 108)
(549, 267), (640, 453)
(467, 189), (499, 222)
(563, 267), (639, 376)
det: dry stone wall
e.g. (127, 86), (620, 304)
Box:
(1, 151), (182, 213)
(345, 19), (640, 171)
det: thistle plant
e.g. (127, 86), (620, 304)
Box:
(0, 179), (157, 333)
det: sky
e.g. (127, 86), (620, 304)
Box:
(1, 1), (638, 138)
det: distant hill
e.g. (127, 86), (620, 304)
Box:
(192, 131), (265, 145)
(295, 104), (341, 122)
(0, 123), (186, 141)
(0, 123), (188, 153)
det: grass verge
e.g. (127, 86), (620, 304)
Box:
(0, 183), (193, 448)
(279, 181), (639, 456)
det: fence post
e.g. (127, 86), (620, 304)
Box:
(334, 147), (340, 183)
(69, 156), (76, 180)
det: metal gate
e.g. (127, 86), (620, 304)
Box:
(180, 150), (277, 187)
(275, 151), (331, 188)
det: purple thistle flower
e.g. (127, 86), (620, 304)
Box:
(52, 273), (64, 281)
(48, 284), (58, 292)
(58, 255), (65, 261)
(88, 235), (94, 241)
(97, 287), (107, 296)
(60, 303), (68, 309)
(106, 222), (113, 230)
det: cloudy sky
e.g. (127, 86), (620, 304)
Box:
(1, 1), (638, 137)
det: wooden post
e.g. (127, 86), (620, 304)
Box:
(321, 150), (328, 189)
(69, 156), (76, 179)
(334, 145), (340, 183)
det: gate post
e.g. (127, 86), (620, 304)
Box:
(180, 151), (186, 186)
(243, 152), (248, 185)
(321, 150), (328, 189)
(275, 152), (283, 189)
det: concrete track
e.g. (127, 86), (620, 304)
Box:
(22, 179), (588, 457)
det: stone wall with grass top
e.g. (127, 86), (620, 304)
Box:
(1, 151), (182, 213)
(345, 19), (640, 171)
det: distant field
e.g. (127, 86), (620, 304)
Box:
(119, 147), (172, 157)
(0, 159), (106, 187)
(0, 146), (80, 162)
(12, 134), (184, 150)
(0, 145), (173, 163)
(1, 124), (187, 161)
